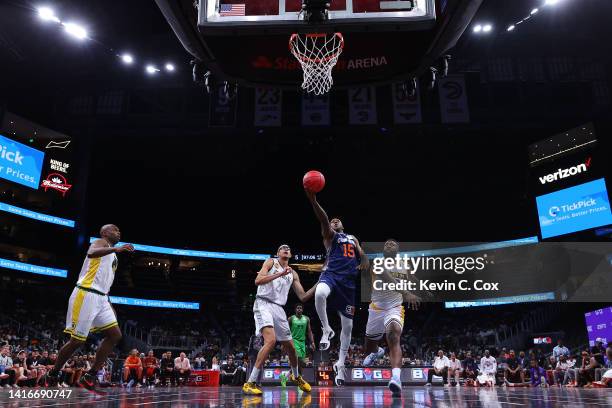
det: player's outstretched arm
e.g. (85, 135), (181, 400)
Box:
(353, 237), (370, 272)
(291, 270), (316, 302)
(254, 258), (290, 286)
(305, 190), (334, 246)
(306, 317), (316, 350)
(87, 239), (134, 258)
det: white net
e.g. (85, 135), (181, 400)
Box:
(289, 33), (344, 95)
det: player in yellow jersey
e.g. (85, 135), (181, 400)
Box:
(363, 239), (419, 396)
(45, 224), (134, 391)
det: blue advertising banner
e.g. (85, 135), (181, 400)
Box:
(0, 257), (67, 278)
(536, 178), (612, 239)
(89, 237), (269, 260)
(0, 134), (45, 189)
(0, 201), (76, 227)
(109, 296), (200, 310)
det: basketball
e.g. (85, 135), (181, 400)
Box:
(303, 170), (325, 193)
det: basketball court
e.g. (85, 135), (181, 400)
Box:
(1, 386), (611, 407)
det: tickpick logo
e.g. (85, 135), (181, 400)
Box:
(539, 158), (591, 185)
(0, 144), (24, 165)
(549, 206), (560, 217)
(549, 199), (597, 217)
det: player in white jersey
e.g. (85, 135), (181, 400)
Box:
(45, 224), (134, 391)
(243, 244), (316, 395)
(363, 239), (419, 396)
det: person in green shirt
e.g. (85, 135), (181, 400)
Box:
(288, 304), (316, 369)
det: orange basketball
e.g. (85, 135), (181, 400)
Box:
(303, 170), (325, 193)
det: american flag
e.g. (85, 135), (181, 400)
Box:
(220, 3), (246, 16)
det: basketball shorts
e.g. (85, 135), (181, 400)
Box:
(318, 273), (356, 319)
(64, 287), (118, 341)
(294, 340), (306, 359)
(253, 298), (292, 342)
(365, 304), (405, 340)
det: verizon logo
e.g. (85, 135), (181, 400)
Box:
(539, 158), (591, 185)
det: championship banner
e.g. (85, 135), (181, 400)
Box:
(438, 75), (470, 124)
(254, 88), (282, 127)
(348, 87), (377, 125)
(302, 94), (330, 126)
(209, 84), (237, 127)
(392, 83), (422, 124)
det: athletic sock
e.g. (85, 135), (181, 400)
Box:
(291, 366), (299, 377)
(392, 368), (401, 381)
(248, 367), (260, 383)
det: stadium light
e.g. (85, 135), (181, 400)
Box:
(507, 25), (515, 32)
(165, 63), (175, 72)
(473, 24), (482, 33)
(483, 24), (492, 33)
(38, 6), (60, 23)
(63, 22), (87, 40)
(121, 54), (134, 64)
(531, 8), (539, 15)
(545, 0), (560, 5)
(146, 65), (160, 74)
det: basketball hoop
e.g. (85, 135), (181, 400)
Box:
(289, 32), (344, 95)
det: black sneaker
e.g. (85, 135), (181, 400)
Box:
(78, 373), (97, 391)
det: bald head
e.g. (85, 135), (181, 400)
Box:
(100, 224), (121, 245)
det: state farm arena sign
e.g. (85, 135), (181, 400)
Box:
(252, 55), (389, 71)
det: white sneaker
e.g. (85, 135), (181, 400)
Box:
(388, 377), (402, 396)
(136, 383), (142, 388)
(333, 362), (345, 386)
(319, 327), (335, 351)
(444, 383), (450, 387)
(363, 347), (385, 367)
(455, 383), (460, 387)
(425, 383), (432, 387)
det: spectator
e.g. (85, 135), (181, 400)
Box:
(221, 356), (240, 385)
(578, 349), (598, 387)
(504, 350), (524, 386)
(544, 356), (556, 385)
(97, 364), (112, 387)
(13, 350), (28, 387)
(194, 353), (206, 370)
(554, 354), (570, 386)
(517, 351), (528, 369)
(0, 346), (15, 388)
(462, 351), (478, 386)
(552, 339), (569, 360)
(143, 350), (160, 387)
(60, 358), (75, 387)
(160, 352), (176, 386)
(448, 352), (462, 387)
(563, 354), (577, 386)
(174, 352), (191, 386)
(211, 356), (220, 371)
(529, 359), (547, 387)
(425, 350), (449, 386)
(477, 349), (497, 387)
(123, 349), (143, 387)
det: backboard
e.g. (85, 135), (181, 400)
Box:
(199, 0), (437, 33)
(155, 0), (483, 90)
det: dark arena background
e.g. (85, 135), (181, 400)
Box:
(1, 0), (612, 406)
